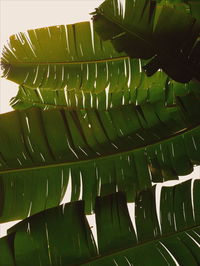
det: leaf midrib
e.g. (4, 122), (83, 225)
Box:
(0, 122), (199, 175)
(2, 55), (129, 67)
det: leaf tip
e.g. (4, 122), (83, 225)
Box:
(0, 59), (11, 78)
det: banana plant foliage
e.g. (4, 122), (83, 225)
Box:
(1, 20), (164, 110)
(1, 21), (199, 110)
(1, 179), (200, 265)
(93, 0), (200, 83)
(0, 0), (200, 264)
(1, 14), (200, 222)
(0, 90), (200, 222)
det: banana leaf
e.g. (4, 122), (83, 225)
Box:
(0, 90), (200, 222)
(1, 179), (200, 265)
(93, 0), (200, 83)
(0, 21), (164, 109)
(10, 76), (200, 110)
(2, 21), (199, 111)
(0, 21), (130, 94)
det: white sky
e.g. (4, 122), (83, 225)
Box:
(0, 0), (199, 240)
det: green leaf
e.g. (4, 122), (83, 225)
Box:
(1, 21), (170, 110)
(1, 179), (200, 265)
(0, 235), (15, 266)
(0, 90), (200, 222)
(157, 0), (200, 21)
(93, 0), (200, 83)
(1, 21), (128, 94)
(2, 20), (199, 110)
(6, 201), (97, 266)
(10, 67), (168, 110)
(10, 74), (200, 111)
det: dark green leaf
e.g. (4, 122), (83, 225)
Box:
(1, 179), (200, 265)
(0, 91), (200, 222)
(93, 0), (200, 83)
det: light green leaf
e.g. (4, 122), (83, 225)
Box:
(1, 21), (169, 110)
(1, 21), (127, 94)
(2, 20), (199, 110)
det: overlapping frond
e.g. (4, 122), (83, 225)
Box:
(0, 21), (168, 110)
(1, 5), (200, 264)
(2, 20), (200, 111)
(1, 179), (200, 265)
(93, 0), (200, 83)
(10, 75), (200, 111)
(0, 89), (199, 222)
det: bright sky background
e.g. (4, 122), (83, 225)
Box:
(0, 0), (199, 240)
